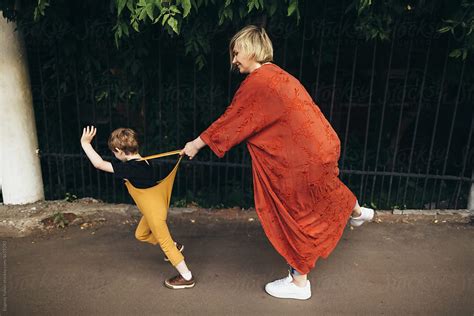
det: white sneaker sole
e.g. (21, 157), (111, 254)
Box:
(265, 282), (311, 300)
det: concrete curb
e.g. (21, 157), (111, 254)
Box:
(0, 199), (472, 238)
(389, 209), (473, 216)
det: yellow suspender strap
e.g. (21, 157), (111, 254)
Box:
(138, 150), (182, 161)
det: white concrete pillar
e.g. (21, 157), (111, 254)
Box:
(0, 14), (44, 204)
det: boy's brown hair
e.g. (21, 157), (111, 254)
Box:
(108, 128), (139, 154)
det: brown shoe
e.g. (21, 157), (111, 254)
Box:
(164, 242), (184, 262)
(164, 274), (195, 289)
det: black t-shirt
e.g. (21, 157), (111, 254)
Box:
(111, 159), (156, 189)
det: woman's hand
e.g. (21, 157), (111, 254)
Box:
(81, 126), (97, 145)
(180, 137), (206, 159)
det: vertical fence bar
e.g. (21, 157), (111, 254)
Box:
(312, 13), (324, 101)
(407, 33), (432, 207)
(420, 44), (450, 206)
(142, 75), (147, 153)
(396, 35), (433, 206)
(341, 44), (358, 169)
(403, 45), (449, 207)
(454, 111), (473, 209)
(359, 42), (377, 200)
(175, 52), (181, 196)
(209, 49), (214, 199)
(54, 47), (67, 198)
(241, 148), (247, 201)
(395, 167), (403, 207)
(370, 29), (396, 203)
(411, 168), (421, 208)
(377, 166), (386, 209)
(429, 170), (439, 210)
(37, 49), (53, 199)
(71, 158), (77, 196)
(362, 165), (370, 201)
(193, 64), (197, 197)
(105, 53), (116, 202)
(73, 61), (86, 198)
(387, 39), (413, 203)
(328, 14), (343, 123)
(282, 36), (288, 68)
(157, 38), (163, 180)
(438, 59), (466, 208)
(298, 2), (308, 82)
(91, 86), (101, 200)
(225, 66), (233, 200)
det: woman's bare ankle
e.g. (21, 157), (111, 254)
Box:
(292, 274), (308, 287)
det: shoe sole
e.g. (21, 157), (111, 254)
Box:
(264, 287), (311, 300)
(164, 281), (195, 290)
(164, 244), (184, 262)
(264, 280), (312, 300)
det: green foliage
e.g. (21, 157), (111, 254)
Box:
(64, 192), (78, 202)
(438, 1), (474, 60)
(349, 0), (474, 59)
(52, 212), (69, 228)
(111, 0), (300, 68)
(4, 1), (472, 63)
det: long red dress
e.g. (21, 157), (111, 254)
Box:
(200, 63), (357, 274)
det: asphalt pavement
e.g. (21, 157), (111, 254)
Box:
(2, 209), (474, 315)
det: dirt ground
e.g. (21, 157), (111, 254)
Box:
(1, 200), (473, 315)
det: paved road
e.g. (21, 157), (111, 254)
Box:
(3, 212), (474, 315)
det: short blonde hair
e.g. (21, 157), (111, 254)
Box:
(229, 25), (273, 69)
(108, 128), (139, 154)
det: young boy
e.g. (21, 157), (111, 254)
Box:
(80, 125), (195, 289)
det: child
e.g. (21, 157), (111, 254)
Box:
(80, 126), (195, 289)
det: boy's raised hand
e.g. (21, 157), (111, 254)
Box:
(81, 126), (97, 144)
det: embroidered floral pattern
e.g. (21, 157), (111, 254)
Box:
(200, 64), (357, 274)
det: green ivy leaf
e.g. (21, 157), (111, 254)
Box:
(168, 16), (179, 34)
(146, 4), (154, 20)
(132, 20), (139, 31)
(126, 0), (134, 11)
(287, 0), (297, 17)
(239, 5), (246, 18)
(170, 5), (181, 14)
(162, 13), (170, 25)
(138, 7), (148, 20)
(268, 1), (277, 16)
(181, 0), (192, 17)
(438, 26), (451, 33)
(117, 0), (127, 16)
(225, 7), (233, 20)
(449, 49), (462, 58)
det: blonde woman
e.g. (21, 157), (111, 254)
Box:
(181, 25), (373, 300)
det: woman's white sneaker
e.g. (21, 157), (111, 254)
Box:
(264, 273), (311, 300)
(350, 207), (375, 227)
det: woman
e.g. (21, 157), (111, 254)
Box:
(181, 25), (374, 300)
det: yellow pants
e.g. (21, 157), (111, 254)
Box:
(124, 151), (184, 266)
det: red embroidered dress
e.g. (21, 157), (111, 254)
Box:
(200, 64), (357, 274)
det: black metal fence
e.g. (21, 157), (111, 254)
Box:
(23, 3), (474, 209)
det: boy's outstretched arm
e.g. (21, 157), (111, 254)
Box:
(80, 126), (114, 173)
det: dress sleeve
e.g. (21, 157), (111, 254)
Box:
(200, 76), (284, 158)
